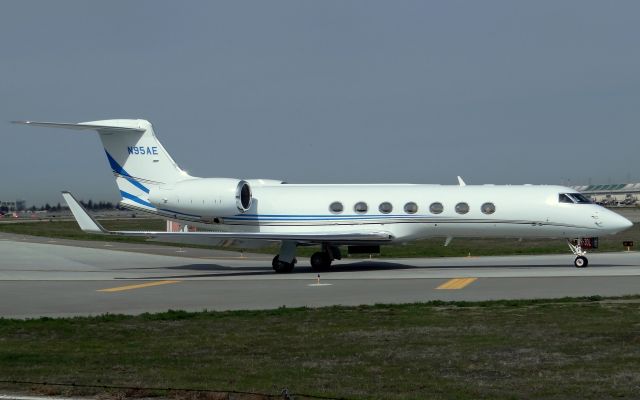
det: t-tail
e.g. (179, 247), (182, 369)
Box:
(12, 119), (190, 212)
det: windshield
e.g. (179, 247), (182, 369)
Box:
(559, 193), (592, 204)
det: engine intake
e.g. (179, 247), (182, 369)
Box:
(236, 180), (252, 211)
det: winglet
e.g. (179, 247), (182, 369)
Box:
(457, 176), (466, 186)
(61, 191), (108, 234)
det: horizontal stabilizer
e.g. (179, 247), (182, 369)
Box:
(12, 120), (145, 133)
(61, 191), (394, 244)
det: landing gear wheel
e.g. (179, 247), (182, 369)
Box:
(574, 256), (588, 268)
(310, 252), (332, 271)
(272, 255), (296, 273)
(567, 239), (590, 269)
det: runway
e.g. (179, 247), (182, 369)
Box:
(1, 232), (640, 318)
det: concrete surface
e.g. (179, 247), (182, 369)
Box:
(1, 233), (639, 318)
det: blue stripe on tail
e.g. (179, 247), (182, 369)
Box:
(120, 190), (155, 208)
(104, 150), (150, 194)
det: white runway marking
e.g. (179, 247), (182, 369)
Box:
(308, 283), (333, 287)
(0, 396), (80, 400)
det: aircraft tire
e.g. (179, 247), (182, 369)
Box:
(574, 256), (588, 268)
(272, 255), (295, 273)
(310, 252), (332, 271)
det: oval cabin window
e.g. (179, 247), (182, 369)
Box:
(481, 202), (496, 215)
(455, 202), (469, 214)
(429, 202), (443, 214)
(404, 202), (418, 214)
(379, 202), (393, 214)
(329, 201), (344, 214)
(354, 201), (368, 214)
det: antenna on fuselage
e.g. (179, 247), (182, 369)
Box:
(457, 176), (466, 186)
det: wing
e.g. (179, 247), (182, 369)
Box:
(61, 191), (394, 244)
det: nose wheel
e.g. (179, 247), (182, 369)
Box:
(574, 255), (588, 268)
(567, 239), (589, 268)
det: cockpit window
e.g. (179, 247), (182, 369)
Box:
(569, 193), (592, 204)
(559, 193), (592, 204)
(559, 194), (574, 204)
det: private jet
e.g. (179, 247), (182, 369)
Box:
(14, 119), (633, 272)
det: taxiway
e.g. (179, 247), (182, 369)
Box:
(1, 232), (639, 318)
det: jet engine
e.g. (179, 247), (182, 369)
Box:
(148, 178), (252, 217)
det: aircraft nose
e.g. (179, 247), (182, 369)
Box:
(606, 212), (633, 233)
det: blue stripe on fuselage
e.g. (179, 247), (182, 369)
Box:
(225, 214), (430, 221)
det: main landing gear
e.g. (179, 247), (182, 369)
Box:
(272, 240), (297, 273)
(567, 239), (589, 268)
(310, 252), (331, 270)
(310, 244), (341, 271)
(272, 242), (341, 273)
(272, 255), (296, 273)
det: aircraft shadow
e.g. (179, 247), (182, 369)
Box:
(298, 261), (621, 272)
(115, 260), (623, 280)
(116, 264), (274, 279)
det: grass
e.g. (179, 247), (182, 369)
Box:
(1, 220), (638, 398)
(0, 219), (166, 244)
(0, 298), (639, 399)
(0, 218), (638, 258)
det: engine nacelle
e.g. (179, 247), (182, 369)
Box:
(148, 178), (252, 218)
(245, 179), (286, 186)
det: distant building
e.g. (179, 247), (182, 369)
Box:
(166, 220), (197, 232)
(0, 199), (26, 211)
(572, 183), (640, 206)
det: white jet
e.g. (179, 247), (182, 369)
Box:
(14, 119), (633, 272)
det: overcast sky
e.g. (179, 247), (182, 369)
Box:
(1, 1), (639, 205)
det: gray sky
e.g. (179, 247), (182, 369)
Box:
(2, 1), (639, 205)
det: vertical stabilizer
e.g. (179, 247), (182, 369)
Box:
(92, 119), (188, 210)
(13, 119), (190, 212)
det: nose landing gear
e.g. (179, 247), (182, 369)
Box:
(567, 239), (589, 268)
(574, 255), (588, 268)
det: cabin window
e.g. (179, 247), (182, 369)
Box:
(354, 201), (368, 214)
(329, 201), (344, 214)
(379, 202), (393, 214)
(429, 202), (443, 214)
(455, 202), (469, 214)
(481, 202), (496, 214)
(404, 202), (418, 214)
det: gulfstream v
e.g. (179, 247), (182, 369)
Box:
(14, 119), (632, 272)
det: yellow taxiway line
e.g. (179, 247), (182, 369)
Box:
(97, 280), (181, 292)
(436, 277), (478, 290)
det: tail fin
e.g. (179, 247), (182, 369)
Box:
(13, 119), (189, 212)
